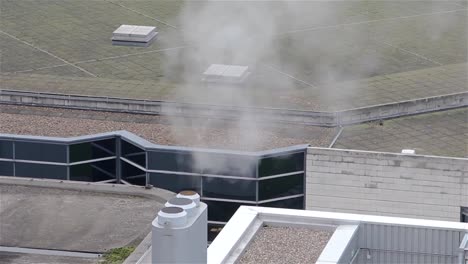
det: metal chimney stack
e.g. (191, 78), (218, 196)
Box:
(152, 191), (207, 264)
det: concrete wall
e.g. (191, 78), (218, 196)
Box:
(1, 89), (466, 126)
(306, 148), (468, 222)
(336, 92), (468, 125)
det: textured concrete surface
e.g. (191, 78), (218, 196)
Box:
(0, 252), (97, 264)
(0, 184), (165, 253)
(334, 107), (468, 157)
(0, 1), (466, 110)
(306, 147), (468, 222)
(238, 226), (333, 264)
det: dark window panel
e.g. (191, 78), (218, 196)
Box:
(121, 161), (146, 186)
(258, 174), (304, 201)
(149, 172), (201, 194)
(202, 177), (256, 201)
(203, 200), (248, 222)
(194, 153), (257, 178)
(122, 140), (146, 168)
(148, 150), (257, 178)
(258, 152), (304, 177)
(147, 150), (193, 172)
(0, 161), (14, 176)
(15, 142), (67, 163)
(0, 140), (13, 159)
(260, 197), (304, 210)
(70, 159), (116, 182)
(70, 138), (116, 163)
(15, 163), (67, 180)
(208, 223), (224, 242)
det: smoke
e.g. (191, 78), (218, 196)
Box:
(159, 1), (360, 173)
(158, 0), (463, 173)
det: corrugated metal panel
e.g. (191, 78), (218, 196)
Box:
(353, 249), (458, 264)
(359, 224), (461, 256)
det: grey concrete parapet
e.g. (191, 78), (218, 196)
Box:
(0, 89), (466, 126)
(335, 92), (468, 125)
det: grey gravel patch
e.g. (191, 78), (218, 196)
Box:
(239, 226), (333, 264)
(0, 105), (336, 151)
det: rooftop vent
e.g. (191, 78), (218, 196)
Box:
(401, 149), (416, 154)
(202, 64), (250, 84)
(112, 25), (158, 47)
(152, 191), (207, 264)
(165, 197), (197, 216)
(177, 190), (201, 206)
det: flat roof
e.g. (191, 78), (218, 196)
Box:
(0, 1), (466, 110)
(0, 177), (172, 255)
(334, 107), (468, 157)
(208, 206), (468, 264)
(0, 105), (336, 151)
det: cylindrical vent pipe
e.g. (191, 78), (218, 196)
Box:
(165, 197), (196, 216)
(157, 207), (187, 227)
(177, 190), (201, 206)
(152, 192), (208, 264)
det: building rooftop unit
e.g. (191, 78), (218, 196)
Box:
(208, 206), (468, 264)
(112, 24), (158, 47)
(202, 64), (250, 84)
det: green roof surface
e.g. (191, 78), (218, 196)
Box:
(0, 0), (466, 110)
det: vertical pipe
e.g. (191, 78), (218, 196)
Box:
(115, 137), (121, 184)
(145, 147), (149, 187)
(200, 175), (204, 197)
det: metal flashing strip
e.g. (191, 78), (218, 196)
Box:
(257, 194), (305, 204)
(0, 246), (102, 258)
(208, 206), (261, 264)
(147, 169), (257, 180)
(317, 225), (359, 264)
(120, 157), (146, 171)
(13, 159), (68, 166)
(201, 197), (257, 204)
(69, 156), (116, 166)
(208, 221), (228, 225)
(258, 171), (304, 180)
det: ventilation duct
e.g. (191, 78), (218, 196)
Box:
(112, 25), (158, 47)
(152, 191), (207, 264)
(202, 64), (250, 84)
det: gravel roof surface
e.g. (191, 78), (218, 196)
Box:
(238, 226), (333, 264)
(0, 105), (336, 151)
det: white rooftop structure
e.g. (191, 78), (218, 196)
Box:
(112, 25), (158, 47)
(202, 64), (250, 84)
(208, 206), (468, 264)
(401, 149), (416, 154)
